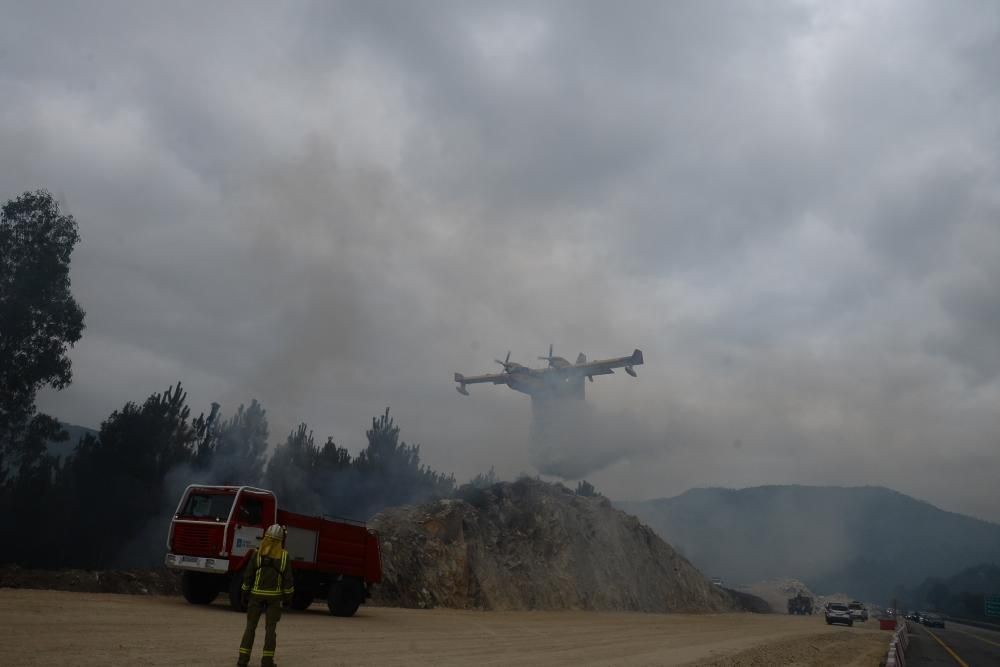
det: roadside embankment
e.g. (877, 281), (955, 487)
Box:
(0, 564), (180, 595)
(371, 478), (752, 613)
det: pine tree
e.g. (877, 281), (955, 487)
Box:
(65, 383), (200, 568)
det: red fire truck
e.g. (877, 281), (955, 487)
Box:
(165, 485), (382, 616)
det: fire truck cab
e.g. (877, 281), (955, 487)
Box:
(165, 485), (381, 617)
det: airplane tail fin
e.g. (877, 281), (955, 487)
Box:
(631, 349), (644, 365)
(576, 352), (587, 364)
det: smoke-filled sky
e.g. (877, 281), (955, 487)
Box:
(5, 1), (999, 520)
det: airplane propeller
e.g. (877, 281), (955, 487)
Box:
(494, 351), (513, 372)
(537, 343), (556, 367)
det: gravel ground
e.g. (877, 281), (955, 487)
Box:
(2, 589), (888, 666)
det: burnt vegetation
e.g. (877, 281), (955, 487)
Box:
(0, 189), (456, 569)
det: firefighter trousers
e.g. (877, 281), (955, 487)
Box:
(238, 596), (282, 666)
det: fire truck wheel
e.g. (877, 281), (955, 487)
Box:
(327, 579), (362, 617)
(228, 570), (248, 612)
(181, 571), (219, 605)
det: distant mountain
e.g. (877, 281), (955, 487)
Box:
(617, 485), (1000, 602)
(46, 423), (97, 459)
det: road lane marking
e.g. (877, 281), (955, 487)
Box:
(923, 627), (970, 667)
(952, 627), (1000, 649)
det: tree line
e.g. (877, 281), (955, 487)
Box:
(5, 380), (455, 569)
(893, 563), (1000, 621)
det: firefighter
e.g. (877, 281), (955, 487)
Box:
(237, 524), (294, 667)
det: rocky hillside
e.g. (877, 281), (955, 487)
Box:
(370, 479), (739, 613)
(617, 485), (1000, 601)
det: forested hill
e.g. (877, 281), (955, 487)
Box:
(617, 485), (1000, 602)
(898, 562), (1000, 619)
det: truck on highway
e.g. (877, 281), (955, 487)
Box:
(165, 485), (382, 616)
(787, 591), (814, 615)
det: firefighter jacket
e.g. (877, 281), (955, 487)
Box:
(242, 549), (294, 601)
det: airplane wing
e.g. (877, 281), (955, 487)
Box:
(559, 349), (644, 379)
(454, 371), (509, 395)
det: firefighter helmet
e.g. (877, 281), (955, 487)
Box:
(265, 524), (285, 540)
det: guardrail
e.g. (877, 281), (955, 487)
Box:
(883, 617), (908, 667)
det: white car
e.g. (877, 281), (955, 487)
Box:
(825, 603), (854, 627)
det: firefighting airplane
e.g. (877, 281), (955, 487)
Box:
(454, 345), (644, 400)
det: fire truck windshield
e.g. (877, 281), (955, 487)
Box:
(178, 492), (235, 521)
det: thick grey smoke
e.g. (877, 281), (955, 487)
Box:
(3, 1), (998, 520)
(530, 399), (664, 479)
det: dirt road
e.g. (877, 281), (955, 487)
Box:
(2, 589), (888, 666)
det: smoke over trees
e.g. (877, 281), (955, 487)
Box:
(63, 383), (210, 568)
(0, 190), (456, 569)
(0, 380), (457, 568)
(262, 409), (456, 519)
(197, 400), (269, 486)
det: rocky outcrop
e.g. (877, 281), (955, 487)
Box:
(370, 479), (738, 613)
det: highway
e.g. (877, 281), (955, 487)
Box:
(907, 619), (1000, 667)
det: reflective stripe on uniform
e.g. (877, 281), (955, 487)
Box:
(263, 650), (275, 656)
(250, 550), (290, 596)
(253, 553), (264, 593)
(280, 552), (293, 593)
(239, 648), (250, 654)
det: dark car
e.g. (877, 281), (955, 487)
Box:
(921, 613), (945, 628)
(825, 602), (854, 627)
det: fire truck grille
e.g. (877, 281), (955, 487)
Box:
(173, 523), (223, 556)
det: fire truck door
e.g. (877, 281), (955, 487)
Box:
(231, 495), (268, 557)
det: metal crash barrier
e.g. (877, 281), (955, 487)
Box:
(883, 617), (909, 667)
